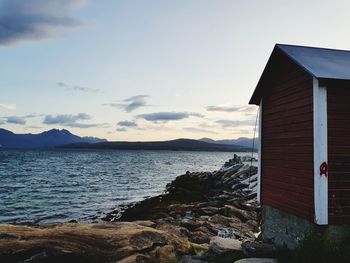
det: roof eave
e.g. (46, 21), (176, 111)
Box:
(249, 44), (318, 105)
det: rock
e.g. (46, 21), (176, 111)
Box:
(241, 174), (258, 184)
(233, 165), (257, 180)
(232, 183), (250, 191)
(212, 194), (232, 201)
(209, 236), (242, 254)
(156, 222), (190, 238)
(246, 220), (260, 232)
(208, 214), (241, 227)
(152, 245), (176, 262)
(0, 247), (90, 263)
(250, 181), (258, 188)
(220, 205), (257, 222)
(180, 219), (202, 231)
(189, 230), (211, 244)
(242, 241), (278, 258)
(118, 254), (154, 263)
(0, 232), (17, 240)
(234, 258), (278, 263)
(134, 220), (157, 228)
(223, 164), (244, 176)
(199, 206), (219, 216)
(168, 204), (195, 216)
(130, 230), (168, 251)
(181, 255), (208, 263)
(0, 222), (192, 262)
(223, 154), (243, 168)
(217, 229), (239, 239)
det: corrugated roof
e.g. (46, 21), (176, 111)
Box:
(277, 44), (350, 80)
(249, 44), (350, 105)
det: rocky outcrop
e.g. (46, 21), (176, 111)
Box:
(104, 161), (260, 262)
(0, 222), (192, 263)
(0, 158), (261, 262)
(209, 236), (242, 254)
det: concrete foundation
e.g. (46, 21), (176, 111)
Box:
(262, 205), (350, 250)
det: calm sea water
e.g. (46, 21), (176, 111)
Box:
(0, 149), (252, 224)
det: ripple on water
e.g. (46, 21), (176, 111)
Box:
(0, 149), (256, 224)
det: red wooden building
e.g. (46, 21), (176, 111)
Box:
(250, 44), (350, 225)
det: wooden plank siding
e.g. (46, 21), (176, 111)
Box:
(328, 84), (350, 224)
(261, 50), (314, 222)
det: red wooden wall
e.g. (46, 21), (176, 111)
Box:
(261, 49), (314, 221)
(327, 83), (350, 224)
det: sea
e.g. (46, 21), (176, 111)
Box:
(0, 149), (255, 224)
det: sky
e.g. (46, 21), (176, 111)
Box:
(1, 0), (350, 141)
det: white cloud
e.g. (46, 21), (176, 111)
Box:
(103, 95), (150, 113)
(206, 105), (257, 113)
(183, 127), (218, 134)
(0, 104), (16, 110)
(43, 113), (109, 128)
(137, 112), (204, 122)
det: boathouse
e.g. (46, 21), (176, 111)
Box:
(249, 44), (350, 246)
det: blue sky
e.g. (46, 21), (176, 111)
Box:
(0, 0), (349, 141)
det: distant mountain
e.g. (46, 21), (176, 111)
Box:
(59, 138), (251, 152)
(0, 128), (107, 149)
(0, 128), (256, 152)
(199, 137), (259, 150)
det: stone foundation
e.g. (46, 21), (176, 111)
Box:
(262, 205), (350, 250)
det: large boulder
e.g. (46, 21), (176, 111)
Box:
(0, 222), (192, 263)
(242, 241), (278, 258)
(209, 236), (242, 254)
(220, 205), (257, 222)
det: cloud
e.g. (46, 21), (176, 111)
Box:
(198, 122), (216, 129)
(239, 106), (257, 113)
(43, 113), (107, 128)
(25, 114), (37, 118)
(116, 127), (127, 132)
(0, 114), (37, 125)
(137, 112), (204, 122)
(0, 0), (86, 46)
(26, 125), (43, 129)
(216, 119), (256, 128)
(103, 95), (150, 112)
(206, 105), (257, 113)
(183, 127), (218, 134)
(0, 103), (16, 110)
(117, 120), (137, 127)
(124, 95), (148, 102)
(6, 116), (26, 125)
(56, 82), (99, 93)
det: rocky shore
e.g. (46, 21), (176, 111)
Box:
(0, 156), (272, 263)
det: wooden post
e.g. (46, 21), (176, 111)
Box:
(257, 98), (263, 203)
(313, 77), (328, 225)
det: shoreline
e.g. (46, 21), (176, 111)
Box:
(0, 157), (261, 263)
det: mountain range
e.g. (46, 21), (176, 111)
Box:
(199, 137), (258, 149)
(59, 139), (251, 152)
(0, 128), (106, 149)
(0, 128), (256, 152)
